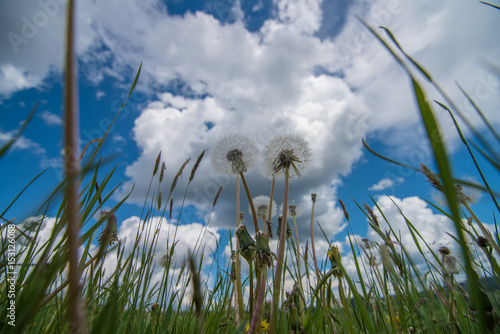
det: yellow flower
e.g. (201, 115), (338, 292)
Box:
(328, 244), (341, 263)
(245, 319), (270, 333)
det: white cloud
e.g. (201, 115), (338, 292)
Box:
(0, 64), (42, 97)
(368, 176), (404, 191)
(40, 110), (62, 126)
(0, 130), (46, 155)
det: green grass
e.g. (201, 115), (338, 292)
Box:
(1, 3), (500, 333)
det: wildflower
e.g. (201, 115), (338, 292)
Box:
(328, 244), (341, 266)
(245, 319), (269, 333)
(235, 225), (256, 263)
(251, 195), (277, 220)
(211, 135), (257, 175)
(263, 134), (311, 179)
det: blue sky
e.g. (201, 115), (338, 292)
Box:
(1, 0), (500, 283)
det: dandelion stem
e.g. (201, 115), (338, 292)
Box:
(249, 260), (254, 317)
(235, 174), (245, 322)
(249, 269), (267, 334)
(240, 172), (260, 234)
(292, 215), (305, 323)
(270, 168), (290, 334)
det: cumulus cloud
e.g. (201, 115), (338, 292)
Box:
(368, 176), (404, 191)
(0, 130), (46, 155)
(39, 110), (62, 126)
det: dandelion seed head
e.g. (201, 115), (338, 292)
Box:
(443, 255), (460, 275)
(211, 135), (257, 175)
(263, 134), (311, 179)
(251, 195), (277, 220)
(438, 246), (451, 256)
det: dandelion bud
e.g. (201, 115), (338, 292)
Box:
(265, 219), (273, 239)
(255, 231), (275, 269)
(477, 236), (489, 248)
(277, 214), (292, 239)
(438, 246), (451, 256)
(235, 225), (256, 263)
(328, 244), (341, 267)
(311, 193), (317, 203)
(230, 251), (237, 282)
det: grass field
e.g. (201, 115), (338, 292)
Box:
(1, 2), (500, 333)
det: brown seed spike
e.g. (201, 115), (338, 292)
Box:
(153, 151), (161, 176)
(169, 158), (191, 196)
(338, 199), (349, 221)
(364, 203), (379, 227)
(189, 149), (206, 182)
(169, 197), (173, 219)
(157, 192), (162, 211)
(159, 162), (166, 183)
(213, 186), (223, 207)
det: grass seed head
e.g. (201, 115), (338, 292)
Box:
(189, 149), (206, 182)
(159, 162), (166, 183)
(153, 151), (161, 176)
(339, 199), (349, 221)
